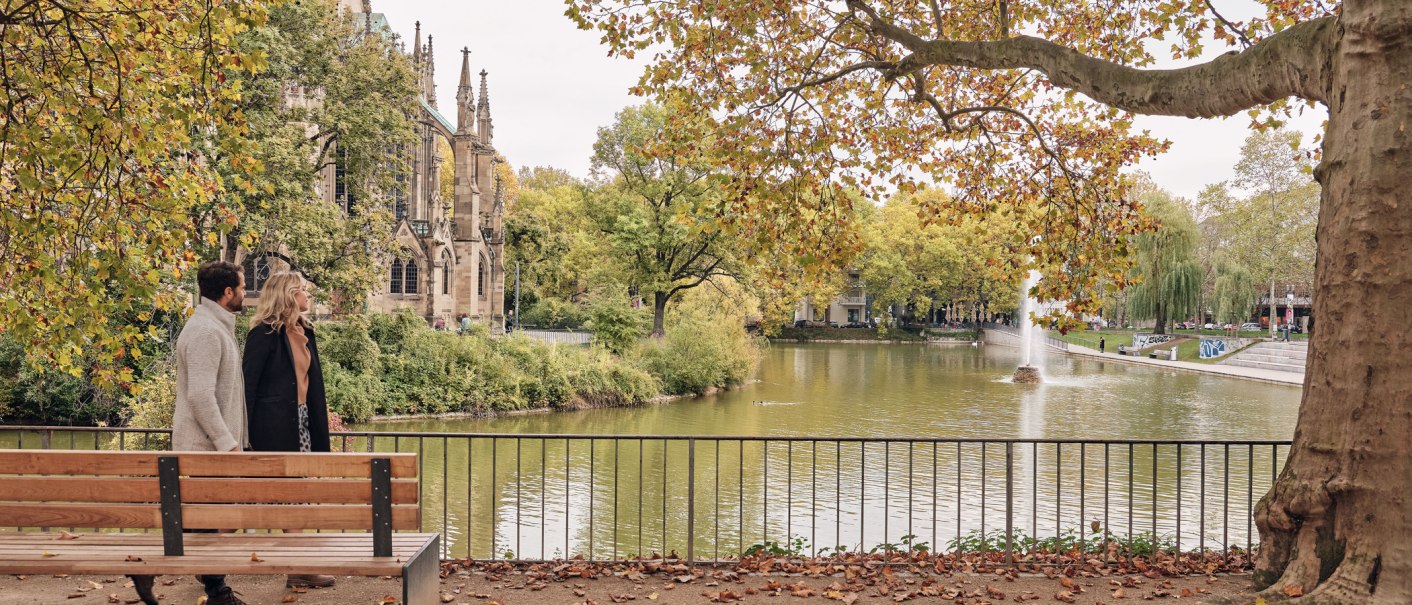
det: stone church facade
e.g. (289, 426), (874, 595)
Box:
(242, 0), (507, 332)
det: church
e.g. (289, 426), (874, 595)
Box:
(242, 0), (508, 332)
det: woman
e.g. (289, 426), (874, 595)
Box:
(242, 271), (335, 588)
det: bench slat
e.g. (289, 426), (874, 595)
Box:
(0, 476), (419, 504)
(184, 504), (420, 530)
(0, 532), (435, 576)
(0, 450), (418, 478)
(0, 503), (420, 530)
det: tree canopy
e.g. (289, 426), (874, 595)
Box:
(0, 0), (268, 387)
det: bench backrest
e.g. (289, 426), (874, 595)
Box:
(0, 450), (420, 554)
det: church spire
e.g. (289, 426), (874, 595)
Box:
(456, 48), (475, 134)
(477, 70), (493, 143)
(412, 21), (422, 64)
(423, 35), (437, 108)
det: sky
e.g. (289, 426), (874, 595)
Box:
(373, 1), (1324, 201)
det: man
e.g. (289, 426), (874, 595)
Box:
(132, 261), (250, 605)
(459, 313), (471, 334)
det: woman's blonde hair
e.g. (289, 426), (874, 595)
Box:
(250, 271), (309, 332)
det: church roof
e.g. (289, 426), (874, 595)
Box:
(420, 97), (455, 134)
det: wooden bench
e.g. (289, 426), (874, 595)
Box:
(0, 450), (439, 605)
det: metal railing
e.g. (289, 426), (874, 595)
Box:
(510, 328), (592, 346)
(1, 426), (1288, 564)
(980, 324), (1070, 351)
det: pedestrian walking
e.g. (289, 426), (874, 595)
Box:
(138, 260), (250, 605)
(1099, 336), (1105, 354)
(242, 271), (336, 589)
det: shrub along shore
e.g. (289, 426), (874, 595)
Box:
(0, 307), (761, 428)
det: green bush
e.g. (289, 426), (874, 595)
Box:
(634, 291), (761, 396)
(317, 318), (382, 374)
(585, 291), (647, 354)
(520, 298), (588, 329)
(0, 334), (125, 425)
(323, 362), (382, 423)
(564, 346), (659, 406)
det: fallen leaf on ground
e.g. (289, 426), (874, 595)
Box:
(250, 552), (263, 562)
(281, 595), (297, 603)
(58, 531), (82, 540)
(1284, 584), (1305, 597)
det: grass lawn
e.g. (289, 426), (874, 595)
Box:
(1050, 328), (1276, 364)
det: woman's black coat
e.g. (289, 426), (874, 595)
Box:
(243, 321), (331, 452)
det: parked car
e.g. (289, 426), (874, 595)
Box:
(1203, 323), (1215, 330)
(1240, 322), (1262, 331)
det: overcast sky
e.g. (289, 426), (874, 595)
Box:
(374, 1), (1323, 201)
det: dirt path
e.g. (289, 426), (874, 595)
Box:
(1, 571), (1257, 605)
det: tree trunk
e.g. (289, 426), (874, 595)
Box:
(651, 291), (668, 338)
(1154, 302), (1167, 335)
(1270, 279), (1278, 339)
(1254, 3), (1412, 602)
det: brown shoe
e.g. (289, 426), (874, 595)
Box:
(287, 574), (337, 588)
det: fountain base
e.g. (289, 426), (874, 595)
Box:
(1013, 366), (1042, 384)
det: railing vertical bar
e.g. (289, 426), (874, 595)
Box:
(836, 442), (842, 554)
(787, 441), (794, 548)
(1031, 441), (1038, 537)
(662, 438), (668, 555)
(860, 441), (867, 552)
(883, 441), (889, 548)
(1079, 443), (1086, 552)
(907, 441), (914, 550)
(474, 438), (480, 559)
(1004, 442), (1014, 566)
(443, 437), (450, 557)
(687, 439), (696, 565)
(638, 439), (644, 558)
(541, 439), (547, 560)
(955, 442), (961, 552)
(1223, 443), (1230, 564)
(931, 442), (938, 553)
(1055, 442), (1062, 546)
(490, 437), (497, 560)
(1152, 443), (1158, 546)
(559, 438), (564, 556)
(811, 441), (818, 558)
(1176, 444), (1182, 554)
(739, 440), (745, 555)
(1127, 443), (1134, 540)
(980, 442), (987, 557)
(1200, 443), (1206, 554)
(763, 440), (770, 544)
(715, 440), (721, 561)
(1247, 443), (1254, 554)
(589, 439), (595, 560)
(515, 438), (523, 559)
(613, 439), (619, 561)
(1103, 443), (1111, 564)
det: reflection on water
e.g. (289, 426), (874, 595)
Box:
(1, 344), (1301, 560)
(352, 344), (1299, 559)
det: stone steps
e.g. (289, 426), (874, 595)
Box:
(1221, 341), (1308, 374)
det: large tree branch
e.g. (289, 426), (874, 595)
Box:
(848, 0), (1335, 115)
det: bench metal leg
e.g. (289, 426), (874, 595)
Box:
(402, 535), (440, 605)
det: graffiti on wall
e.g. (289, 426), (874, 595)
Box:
(1199, 339), (1228, 359)
(1131, 334), (1174, 349)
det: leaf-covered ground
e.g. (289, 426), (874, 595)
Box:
(1, 551), (1261, 604)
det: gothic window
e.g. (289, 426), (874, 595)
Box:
(391, 143), (408, 221)
(477, 258), (486, 298)
(404, 260), (419, 294)
(441, 251), (452, 295)
(242, 255), (271, 294)
(390, 260), (403, 295)
(336, 147), (356, 215)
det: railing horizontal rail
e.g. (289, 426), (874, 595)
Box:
(1, 426), (1290, 565)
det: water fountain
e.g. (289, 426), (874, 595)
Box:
(1012, 268), (1044, 384)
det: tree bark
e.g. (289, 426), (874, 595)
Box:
(1154, 302), (1167, 335)
(651, 291), (668, 338)
(1252, 2), (1412, 602)
(1270, 279), (1278, 339)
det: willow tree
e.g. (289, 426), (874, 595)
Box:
(570, 0), (1408, 601)
(1212, 259), (1258, 325)
(1127, 193), (1201, 335)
